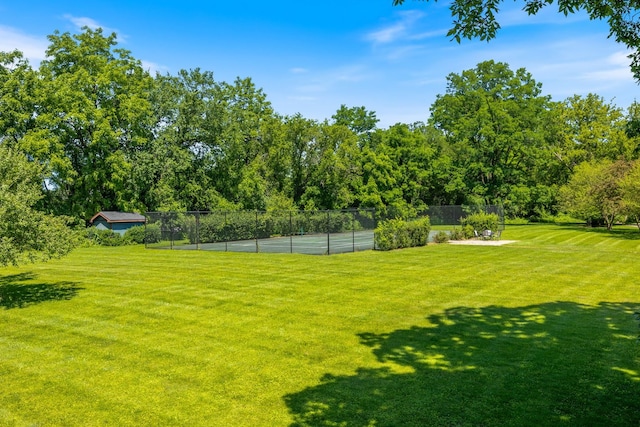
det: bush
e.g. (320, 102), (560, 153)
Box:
(449, 228), (466, 240)
(144, 223), (162, 243)
(433, 230), (449, 243)
(460, 212), (499, 233)
(375, 216), (431, 251)
(124, 225), (146, 244)
(86, 228), (126, 246)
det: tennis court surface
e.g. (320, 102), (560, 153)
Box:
(153, 230), (375, 255)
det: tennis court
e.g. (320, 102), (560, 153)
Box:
(145, 206), (504, 255)
(163, 230), (375, 255)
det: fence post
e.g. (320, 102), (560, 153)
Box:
(352, 210), (356, 252)
(289, 211), (293, 253)
(373, 208), (377, 251)
(255, 211), (259, 253)
(224, 211), (228, 252)
(195, 211), (200, 250)
(326, 210), (330, 255)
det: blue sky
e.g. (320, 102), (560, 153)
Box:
(0, 0), (637, 128)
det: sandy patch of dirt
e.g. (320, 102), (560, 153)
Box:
(448, 240), (517, 246)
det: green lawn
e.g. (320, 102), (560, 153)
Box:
(1, 224), (639, 426)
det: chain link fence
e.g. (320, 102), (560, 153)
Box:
(144, 205), (503, 255)
(145, 209), (377, 255)
(419, 205), (505, 230)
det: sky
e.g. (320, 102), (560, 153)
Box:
(0, 0), (637, 128)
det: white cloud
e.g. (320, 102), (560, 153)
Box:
(63, 14), (127, 42)
(64, 15), (102, 30)
(365, 10), (425, 44)
(290, 67), (308, 74)
(0, 25), (48, 63)
(580, 51), (634, 82)
(141, 60), (170, 75)
(293, 64), (372, 95)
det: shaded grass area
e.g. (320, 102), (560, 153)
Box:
(0, 224), (639, 426)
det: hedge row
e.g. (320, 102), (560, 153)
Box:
(86, 224), (161, 246)
(374, 216), (431, 251)
(148, 211), (373, 244)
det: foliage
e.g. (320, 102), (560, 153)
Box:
(0, 146), (76, 265)
(143, 223), (162, 244)
(2, 28), (640, 227)
(393, 0), (640, 81)
(433, 230), (450, 243)
(449, 227), (467, 240)
(85, 228), (125, 246)
(374, 216), (431, 250)
(188, 210), (362, 244)
(123, 224), (162, 244)
(559, 160), (630, 229)
(618, 160), (640, 230)
(460, 212), (500, 232)
(429, 60), (553, 217)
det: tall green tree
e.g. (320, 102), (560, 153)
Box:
(136, 68), (229, 211)
(429, 60), (551, 215)
(300, 122), (362, 210)
(0, 51), (39, 145)
(209, 77), (276, 208)
(393, 0), (640, 80)
(23, 27), (155, 219)
(551, 94), (632, 170)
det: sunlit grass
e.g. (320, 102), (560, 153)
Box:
(1, 224), (639, 426)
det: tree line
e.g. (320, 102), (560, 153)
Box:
(2, 27), (640, 231)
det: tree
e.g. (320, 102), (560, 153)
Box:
(0, 146), (76, 266)
(620, 160), (640, 229)
(429, 60), (551, 216)
(25, 27), (155, 219)
(331, 105), (379, 147)
(559, 159), (630, 229)
(551, 94), (632, 170)
(393, 0), (640, 80)
(0, 50), (39, 145)
(137, 68), (230, 211)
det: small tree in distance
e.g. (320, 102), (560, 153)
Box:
(559, 160), (630, 230)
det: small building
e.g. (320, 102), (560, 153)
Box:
(90, 211), (147, 236)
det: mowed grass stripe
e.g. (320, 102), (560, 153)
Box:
(1, 224), (639, 425)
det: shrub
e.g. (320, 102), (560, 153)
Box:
(144, 224), (162, 244)
(460, 212), (499, 233)
(375, 216), (431, 251)
(124, 225), (146, 244)
(462, 224), (475, 239)
(433, 230), (449, 243)
(406, 216), (431, 246)
(449, 228), (466, 240)
(86, 228), (126, 246)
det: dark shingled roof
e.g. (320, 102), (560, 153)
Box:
(90, 211), (147, 224)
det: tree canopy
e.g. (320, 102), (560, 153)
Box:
(0, 146), (76, 266)
(2, 27), (640, 246)
(393, 0), (640, 80)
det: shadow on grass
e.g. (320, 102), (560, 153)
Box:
(0, 272), (83, 309)
(285, 302), (640, 426)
